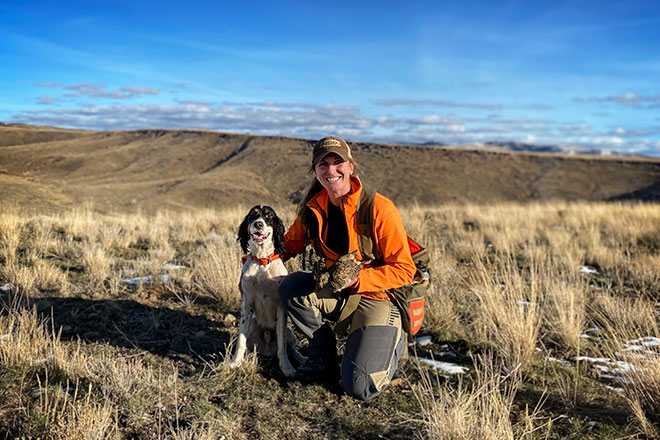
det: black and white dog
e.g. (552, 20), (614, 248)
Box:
(230, 205), (303, 377)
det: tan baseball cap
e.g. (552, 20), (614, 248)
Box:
(312, 136), (353, 165)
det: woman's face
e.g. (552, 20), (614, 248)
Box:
(314, 153), (354, 204)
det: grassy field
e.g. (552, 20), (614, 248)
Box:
(0, 201), (659, 439)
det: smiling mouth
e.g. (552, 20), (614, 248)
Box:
(251, 232), (270, 243)
(326, 177), (341, 182)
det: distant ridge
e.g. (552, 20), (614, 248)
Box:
(420, 140), (641, 158)
(1, 124), (659, 213)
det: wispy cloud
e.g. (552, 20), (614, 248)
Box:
(64, 83), (159, 99)
(36, 96), (57, 105)
(375, 99), (554, 111)
(607, 126), (660, 137)
(375, 99), (502, 111)
(576, 93), (660, 109)
(34, 82), (159, 100)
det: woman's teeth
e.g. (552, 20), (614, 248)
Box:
(326, 177), (340, 182)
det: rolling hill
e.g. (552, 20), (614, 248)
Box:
(1, 124), (659, 213)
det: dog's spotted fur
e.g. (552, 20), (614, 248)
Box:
(230, 205), (303, 377)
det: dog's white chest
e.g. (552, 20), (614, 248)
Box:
(241, 260), (287, 326)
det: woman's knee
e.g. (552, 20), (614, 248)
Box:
(340, 325), (405, 401)
(278, 271), (314, 302)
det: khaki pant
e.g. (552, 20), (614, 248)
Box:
(279, 271), (406, 401)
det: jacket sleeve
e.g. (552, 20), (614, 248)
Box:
(282, 214), (307, 261)
(353, 195), (416, 293)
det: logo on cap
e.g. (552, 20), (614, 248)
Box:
(318, 139), (343, 148)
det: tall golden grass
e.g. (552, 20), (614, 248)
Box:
(0, 200), (658, 438)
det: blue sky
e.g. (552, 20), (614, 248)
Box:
(2, 0), (660, 155)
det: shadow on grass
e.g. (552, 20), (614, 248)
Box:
(21, 295), (232, 368)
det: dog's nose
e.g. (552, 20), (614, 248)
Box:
(254, 220), (264, 230)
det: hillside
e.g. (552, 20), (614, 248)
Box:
(1, 124), (659, 213)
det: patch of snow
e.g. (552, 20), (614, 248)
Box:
(1, 283), (13, 293)
(416, 335), (433, 346)
(122, 274), (171, 285)
(123, 276), (152, 285)
(517, 300), (531, 307)
(600, 374), (634, 385)
(579, 333), (592, 340)
(575, 356), (611, 364)
(579, 265), (598, 274)
(34, 355), (53, 365)
(611, 360), (637, 373)
(162, 263), (186, 270)
(0, 334), (10, 341)
(629, 336), (660, 348)
(548, 357), (573, 368)
(416, 357), (468, 375)
(439, 350), (458, 358)
(605, 385), (624, 393)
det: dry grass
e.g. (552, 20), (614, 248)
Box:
(543, 275), (587, 353)
(413, 354), (550, 440)
(592, 293), (660, 437)
(0, 200), (659, 438)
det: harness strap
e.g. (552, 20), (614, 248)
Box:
(333, 186), (377, 336)
(356, 187), (378, 262)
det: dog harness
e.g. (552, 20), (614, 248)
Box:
(241, 253), (281, 265)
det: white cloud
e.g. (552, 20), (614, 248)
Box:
(11, 99), (660, 156)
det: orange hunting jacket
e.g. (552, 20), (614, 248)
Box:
(283, 176), (416, 301)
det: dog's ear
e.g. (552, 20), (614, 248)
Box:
(237, 213), (251, 254)
(273, 213), (287, 257)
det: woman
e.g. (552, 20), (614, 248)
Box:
(279, 136), (416, 401)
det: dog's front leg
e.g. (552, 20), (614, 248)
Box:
(276, 306), (296, 377)
(230, 296), (254, 367)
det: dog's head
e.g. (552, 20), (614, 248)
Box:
(238, 205), (286, 256)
